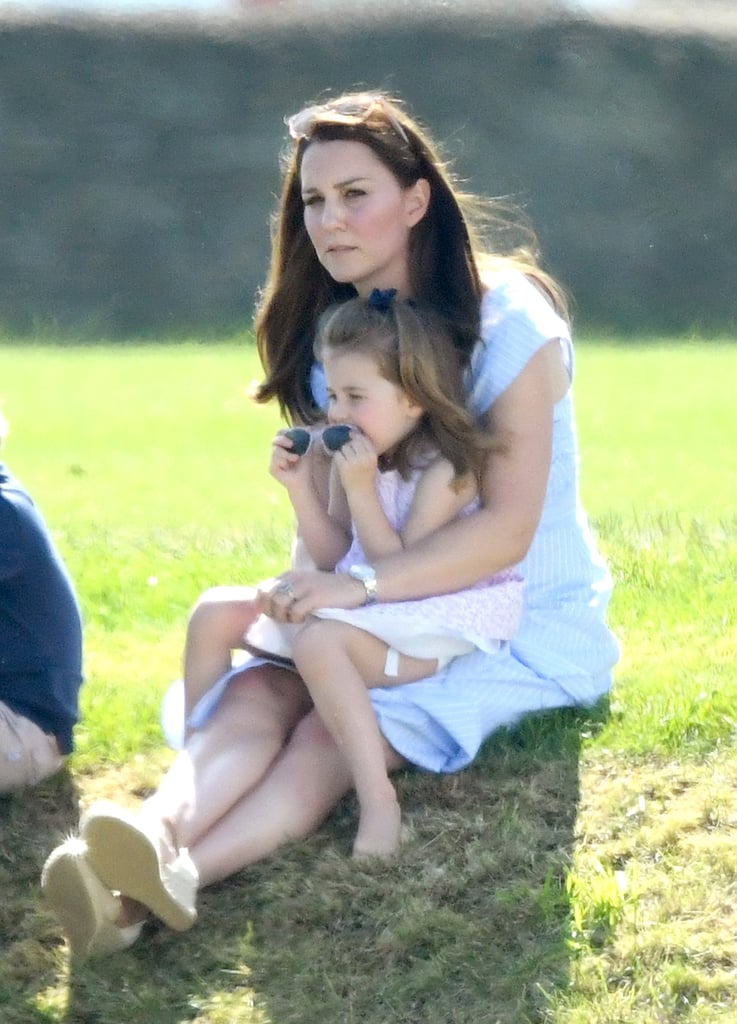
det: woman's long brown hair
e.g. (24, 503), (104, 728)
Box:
(253, 91), (568, 424)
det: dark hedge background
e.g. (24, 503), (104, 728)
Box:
(1, 5), (736, 336)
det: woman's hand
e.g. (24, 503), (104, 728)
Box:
(258, 570), (366, 623)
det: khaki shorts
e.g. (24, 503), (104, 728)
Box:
(0, 700), (64, 793)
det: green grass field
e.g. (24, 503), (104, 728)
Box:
(1, 337), (735, 1024)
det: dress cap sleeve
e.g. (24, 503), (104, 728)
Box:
(466, 270), (572, 417)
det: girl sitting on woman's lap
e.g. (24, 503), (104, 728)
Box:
(41, 89), (619, 960)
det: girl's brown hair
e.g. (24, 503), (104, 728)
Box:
(253, 90), (567, 424)
(315, 295), (496, 487)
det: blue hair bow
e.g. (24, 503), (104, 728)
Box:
(368, 288), (398, 310)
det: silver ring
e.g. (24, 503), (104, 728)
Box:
(276, 581), (295, 598)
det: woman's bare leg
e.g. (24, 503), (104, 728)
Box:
(182, 586), (263, 721)
(80, 667), (406, 935)
(149, 662), (312, 846)
(109, 662), (312, 928)
(292, 619), (436, 858)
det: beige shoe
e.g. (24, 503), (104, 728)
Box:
(81, 802), (198, 932)
(41, 837), (143, 959)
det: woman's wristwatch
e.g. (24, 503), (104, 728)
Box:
(348, 564), (379, 605)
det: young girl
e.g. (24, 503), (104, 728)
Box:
(245, 290), (522, 857)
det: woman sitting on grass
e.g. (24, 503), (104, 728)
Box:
(41, 89), (619, 959)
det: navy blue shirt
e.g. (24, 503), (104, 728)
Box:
(0, 463), (83, 753)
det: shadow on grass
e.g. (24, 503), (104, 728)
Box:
(4, 699), (608, 1024)
(0, 767), (81, 1021)
(238, 701), (610, 1024)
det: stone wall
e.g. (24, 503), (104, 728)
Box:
(1, 6), (736, 336)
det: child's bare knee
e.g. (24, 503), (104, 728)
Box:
(192, 585), (245, 615)
(188, 588), (257, 645)
(292, 619), (351, 670)
(188, 592), (224, 635)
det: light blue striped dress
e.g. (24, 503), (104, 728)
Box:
(163, 270), (620, 769)
(312, 269), (620, 772)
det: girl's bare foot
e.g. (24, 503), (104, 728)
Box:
(352, 793), (402, 859)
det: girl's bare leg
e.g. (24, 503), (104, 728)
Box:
(292, 619), (436, 858)
(187, 709), (407, 885)
(182, 586), (263, 722)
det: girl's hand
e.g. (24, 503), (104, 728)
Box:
(269, 430), (314, 491)
(333, 432), (378, 494)
(258, 570), (366, 623)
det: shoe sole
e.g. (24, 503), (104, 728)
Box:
(41, 843), (120, 959)
(82, 812), (196, 932)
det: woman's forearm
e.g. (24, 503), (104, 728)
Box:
(370, 503), (533, 603)
(370, 399), (550, 602)
(267, 502), (536, 625)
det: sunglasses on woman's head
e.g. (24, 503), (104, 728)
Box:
(284, 425), (354, 456)
(285, 96), (409, 145)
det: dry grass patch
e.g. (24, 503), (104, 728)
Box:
(560, 750), (737, 1022)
